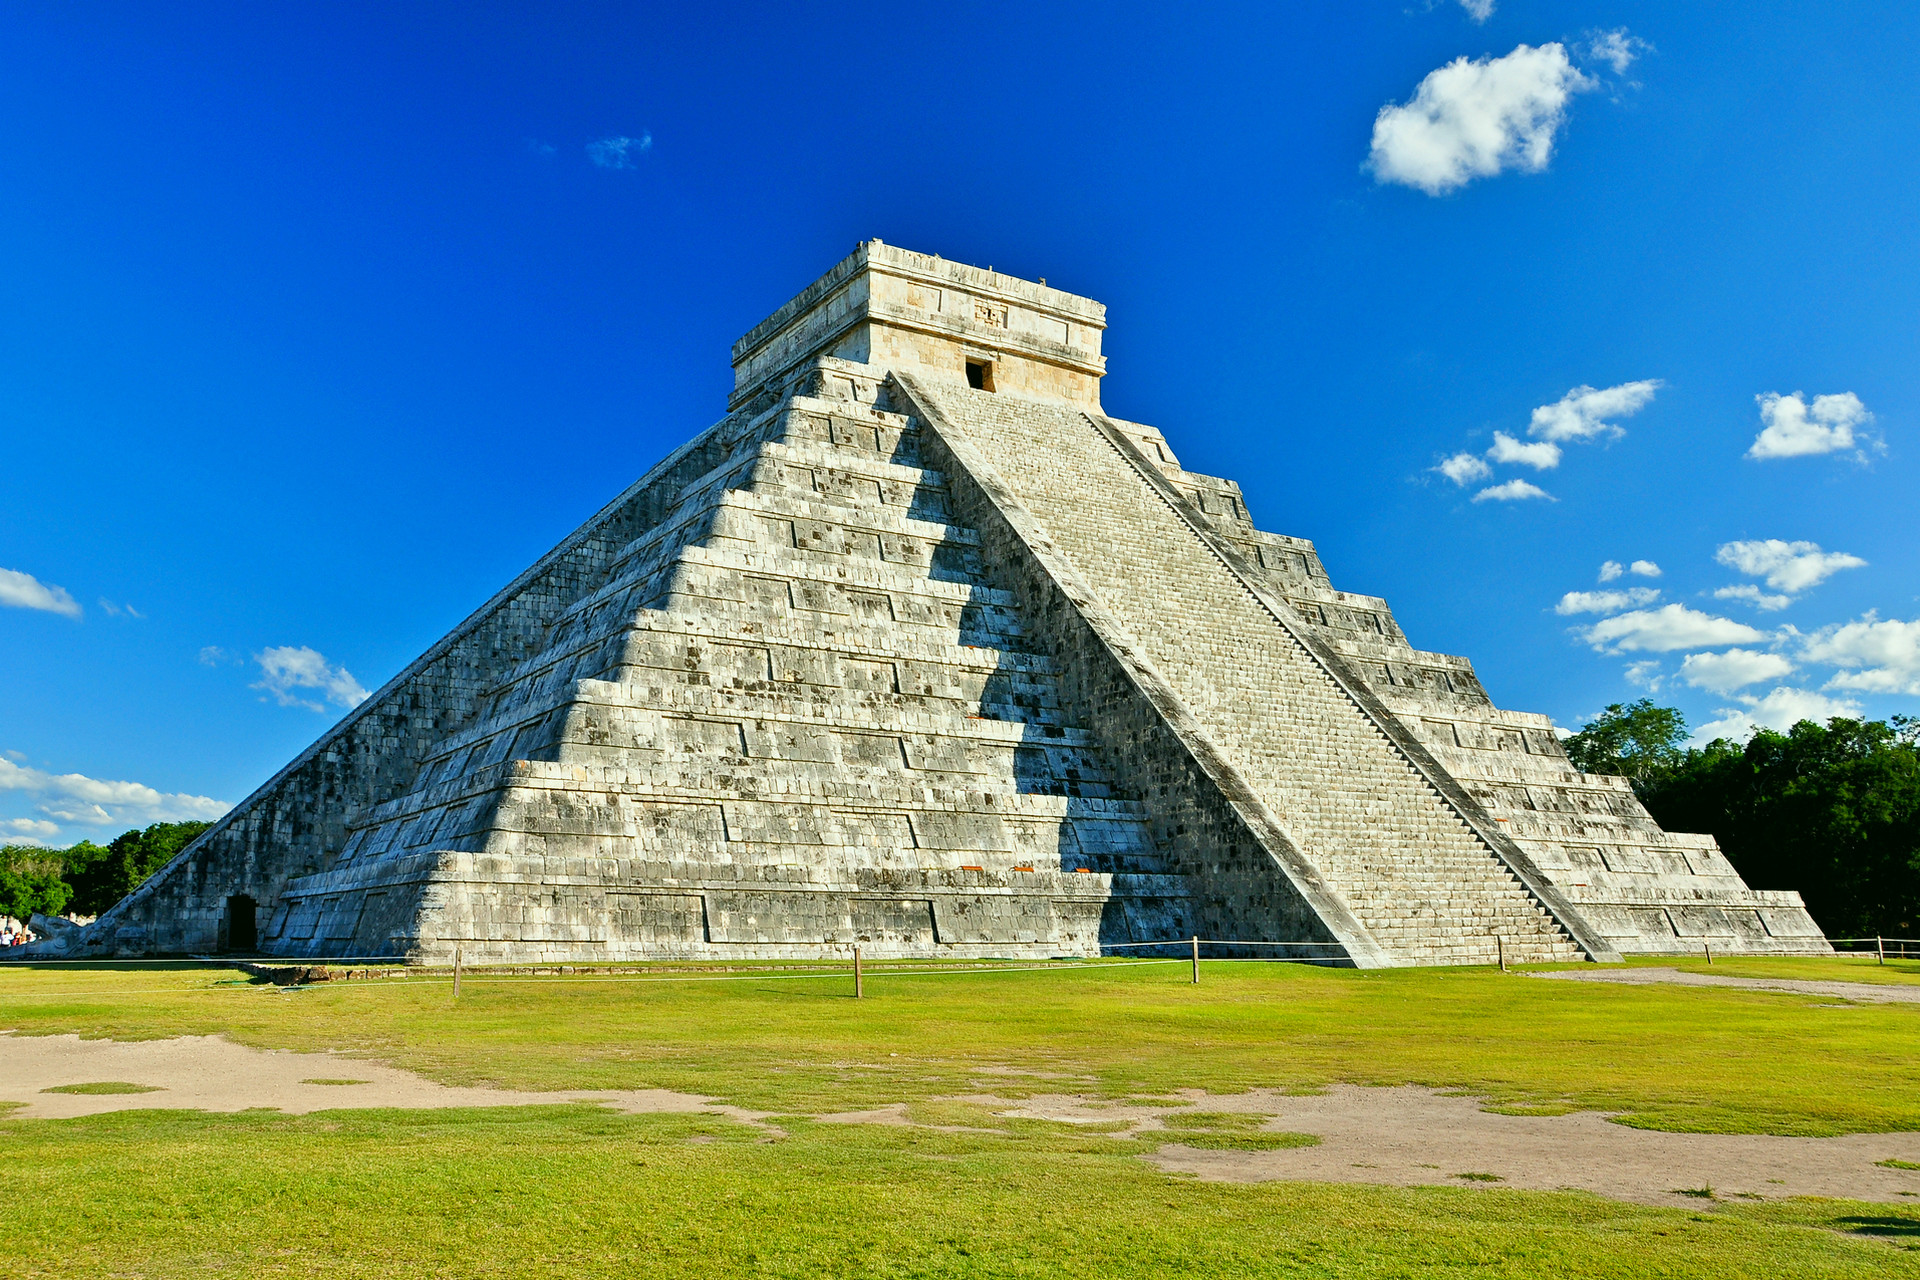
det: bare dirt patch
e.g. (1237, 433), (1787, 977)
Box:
(1130, 1085), (1920, 1207)
(815, 1102), (915, 1127)
(1529, 967), (1920, 1004)
(0, 1033), (776, 1131)
(847, 1087), (1920, 1207)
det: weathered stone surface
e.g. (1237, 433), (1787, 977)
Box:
(52, 242), (1825, 965)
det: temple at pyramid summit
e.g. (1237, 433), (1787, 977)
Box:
(53, 243), (1829, 966)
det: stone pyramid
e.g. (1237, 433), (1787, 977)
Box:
(65, 243), (1828, 966)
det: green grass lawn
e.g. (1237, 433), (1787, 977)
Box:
(4, 957), (1914, 1132)
(8, 1104), (1919, 1279)
(4, 957), (1919, 1277)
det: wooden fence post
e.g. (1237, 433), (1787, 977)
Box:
(1704, 942), (1712, 965)
(1191, 936), (1200, 985)
(854, 945), (863, 999)
(453, 946), (462, 999)
(1878, 935), (1887, 966)
(1496, 934), (1506, 973)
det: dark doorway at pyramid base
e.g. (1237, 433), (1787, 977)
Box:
(223, 894), (257, 953)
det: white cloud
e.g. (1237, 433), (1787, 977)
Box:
(0, 755), (230, 828)
(1714, 584), (1794, 612)
(1580, 28), (1649, 75)
(1685, 712), (1751, 745)
(1436, 452), (1492, 485)
(1745, 685), (1860, 726)
(2, 816), (61, 841)
(39, 802), (111, 824)
(1555, 587), (1660, 616)
(1715, 539), (1866, 594)
(1747, 391), (1873, 460)
(1623, 660), (1664, 691)
(1802, 614), (1920, 695)
(1458, 0), (1495, 22)
(1486, 431), (1561, 469)
(0, 568), (81, 618)
(1529, 379), (1662, 442)
(1692, 686), (1863, 745)
(1599, 558), (1662, 580)
(1679, 648), (1795, 695)
(587, 133), (652, 169)
(1435, 384), (1658, 508)
(253, 646), (371, 712)
(1472, 478), (1553, 503)
(1826, 668), (1920, 696)
(1368, 43), (1593, 195)
(1579, 603), (1768, 653)
(97, 599), (144, 619)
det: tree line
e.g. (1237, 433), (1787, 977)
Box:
(1564, 702), (1920, 939)
(0, 822), (212, 924)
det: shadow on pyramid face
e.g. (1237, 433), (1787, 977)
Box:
(902, 482), (949, 523)
(927, 538), (978, 585)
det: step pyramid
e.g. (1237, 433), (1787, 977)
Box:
(61, 242), (1829, 966)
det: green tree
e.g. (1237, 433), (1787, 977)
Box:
(65, 822), (212, 916)
(1563, 699), (1690, 786)
(0, 846), (73, 921)
(1639, 717), (1920, 938)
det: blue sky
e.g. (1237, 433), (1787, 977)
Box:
(3, 1), (1916, 847)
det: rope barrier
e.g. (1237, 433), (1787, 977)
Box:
(3, 940), (1352, 968)
(4, 934), (1899, 1002)
(4, 936), (1887, 983)
(1103, 939), (1346, 949)
(0, 957), (1198, 999)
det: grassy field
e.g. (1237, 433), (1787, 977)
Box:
(6, 955), (1917, 1130)
(4, 956), (1920, 1277)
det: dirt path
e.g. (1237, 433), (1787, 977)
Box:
(7, 1033), (1917, 1206)
(1528, 967), (1920, 1004)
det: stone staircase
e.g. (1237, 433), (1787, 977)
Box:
(912, 381), (1587, 966)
